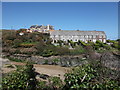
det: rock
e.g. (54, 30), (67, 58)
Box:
(88, 52), (101, 60)
(100, 52), (120, 80)
(39, 74), (50, 80)
(5, 54), (87, 67)
(100, 52), (120, 71)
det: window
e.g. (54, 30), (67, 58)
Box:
(89, 35), (92, 39)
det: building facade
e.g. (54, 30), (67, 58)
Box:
(27, 25), (54, 33)
(50, 30), (106, 43)
(27, 25), (107, 43)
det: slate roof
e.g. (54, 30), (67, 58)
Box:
(50, 30), (106, 36)
(30, 25), (54, 30)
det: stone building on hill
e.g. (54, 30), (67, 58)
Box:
(27, 25), (107, 43)
(27, 24), (54, 33)
(50, 30), (106, 43)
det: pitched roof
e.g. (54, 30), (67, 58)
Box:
(50, 30), (106, 36)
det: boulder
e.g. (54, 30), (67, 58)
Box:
(100, 52), (120, 80)
(100, 52), (120, 71)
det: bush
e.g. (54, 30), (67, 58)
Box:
(52, 59), (60, 65)
(70, 46), (86, 55)
(48, 76), (63, 89)
(64, 64), (120, 89)
(36, 81), (48, 89)
(35, 42), (46, 55)
(111, 42), (119, 49)
(7, 57), (24, 62)
(56, 47), (70, 55)
(42, 50), (54, 57)
(103, 44), (111, 50)
(2, 62), (37, 89)
(13, 39), (22, 48)
(43, 60), (49, 64)
(20, 43), (35, 48)
(78, 40), (87, 47)
(57, 40), (63, 46)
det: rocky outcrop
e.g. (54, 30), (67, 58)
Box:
(100, 52), (120, 71)
(8, 54), (87, 67)
(100, 52), (120, 80)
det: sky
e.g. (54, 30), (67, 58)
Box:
(2, 2), (118, 40)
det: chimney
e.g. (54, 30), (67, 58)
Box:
(47, 24), (50, 30)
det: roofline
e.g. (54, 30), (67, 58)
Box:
(52, 30), (105, 32)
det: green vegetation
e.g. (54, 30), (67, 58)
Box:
(7, 57), (35, 64)
(2, 30), (119, 57)
(64, 64), (120, 89)
(37, 81), (47, 89)
(2, 30), (120, 89)
(48, 76), (63, 89)
(20, 42), (38, 48)
(43, 60), (49, 64)
(52, 58), (60, 65)
(7, 57), (24, 62)
(2, 62), (120, 89)
(4, 64), (15, 68)
(2, 62), (37, 89)
(2, 62), (63, 90)
(70, 46), (86, 55)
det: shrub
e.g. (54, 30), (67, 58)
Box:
(56, 47), (70, 55)
(111, 42), (119, 49)
(57, 40), (63, 46)
(42, 50), (54, 57)
(7, 57), (24, 62)
(35, 41), (46, 54)
(78, 40), (87, 47)
(43, 60), (49, 64)
(2, 62), (37, 89)
(52, 59), (60, 65)
(13, 39), (22, 48)
(20, 47), (37, 55)
(64, 64), (120, 89)
(103, 44), (111, 50)
(36, 81), (48, 89)
(70, 46), (86, 55)
(20, 43), (35, 48)
(48, 76), (63, 89)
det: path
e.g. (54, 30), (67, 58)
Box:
(2, 60), (70, 80)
